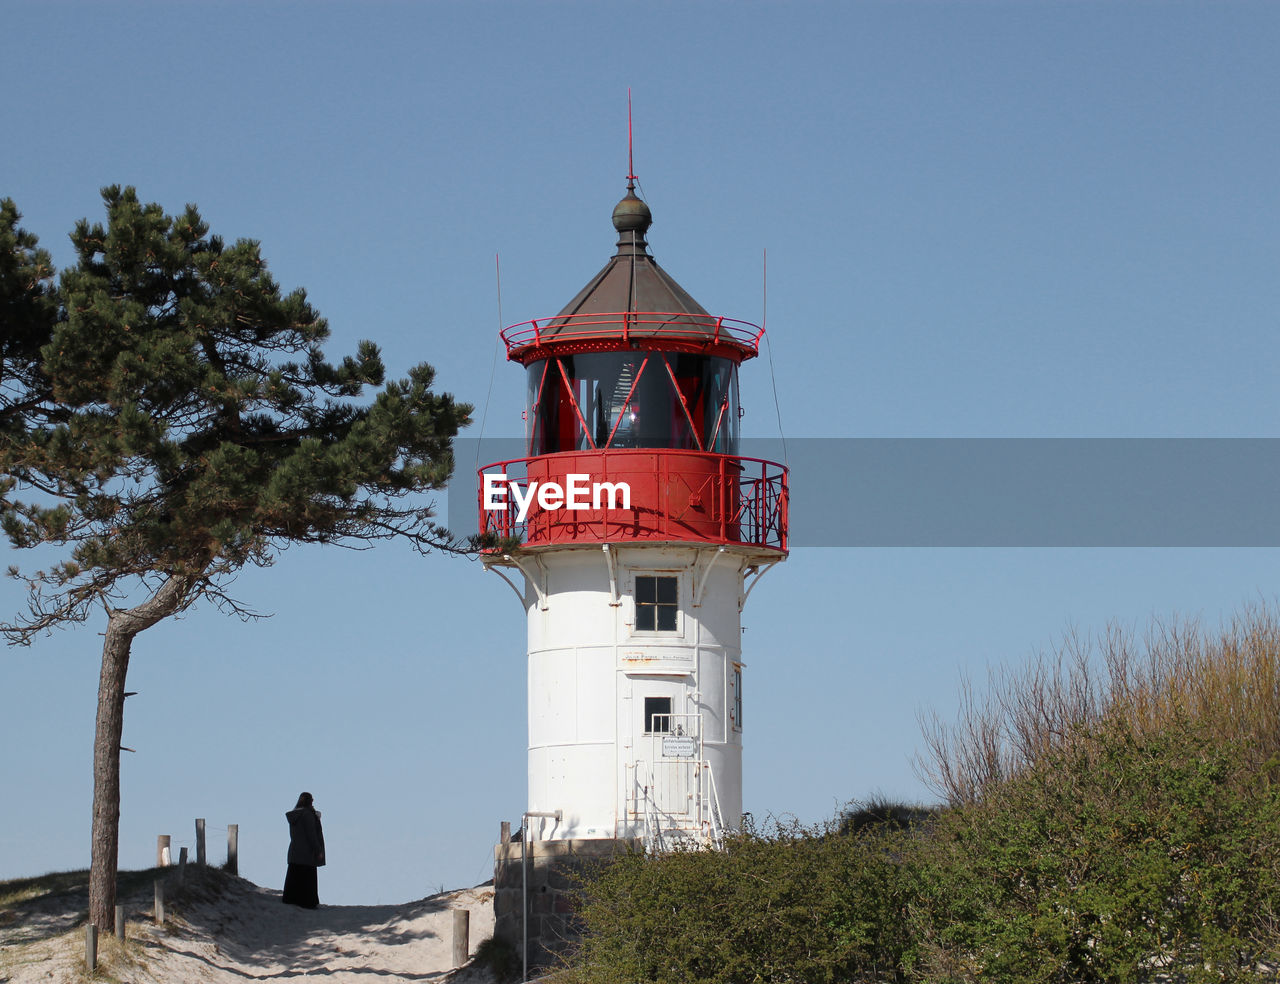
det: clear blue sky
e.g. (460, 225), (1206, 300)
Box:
(3, 0), (1280, 905)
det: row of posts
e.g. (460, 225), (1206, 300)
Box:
(86, 819), (236, 971)
(156, 819), (237, 872)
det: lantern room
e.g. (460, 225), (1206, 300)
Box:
(480, 181), (787, 552)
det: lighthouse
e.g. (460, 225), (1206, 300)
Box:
(482, 177), (787, 960)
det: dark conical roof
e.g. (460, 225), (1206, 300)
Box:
(553, 182), (710, 322)
(501, 184), (760, 364)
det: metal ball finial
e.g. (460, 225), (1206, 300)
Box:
(612, 185), (652, 235)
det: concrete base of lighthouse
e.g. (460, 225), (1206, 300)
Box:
(493, 836), (643, 970)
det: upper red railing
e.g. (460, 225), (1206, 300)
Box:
(478, 449), (787, 553)
(502, 312), (764, 363)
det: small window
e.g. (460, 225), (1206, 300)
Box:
(644, 696), (673, 734)
(732, 666), (743, 732)
(635, 575), (678, 632)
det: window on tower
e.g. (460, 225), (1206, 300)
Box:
(731, 665), (743, 733)
(635, 575), (679, 632)
(644, 696), (673, 734)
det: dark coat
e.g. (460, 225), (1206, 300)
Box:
(285, 806), (326, 867)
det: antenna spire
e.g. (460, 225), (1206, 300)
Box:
(627, 88), (637, 189)
(613, 88), (651, 248)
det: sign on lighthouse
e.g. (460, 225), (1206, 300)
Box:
(480, 176), (788, 861)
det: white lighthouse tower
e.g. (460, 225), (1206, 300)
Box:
(482, 179), (787, 951)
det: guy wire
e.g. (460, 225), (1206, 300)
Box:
(475, 252), (503, 471)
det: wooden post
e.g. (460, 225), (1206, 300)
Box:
(195, 818), (206, 865)
(115, 904), (125, 940)
(452, 909), (470, 968)
(501, 821), (511, 844)
(85, 924), (98, 970)
(154, 879), (165, 925)
(227, 824), (239, 875)
(157, 834), (171, 867)
(178, 846), (188, 883)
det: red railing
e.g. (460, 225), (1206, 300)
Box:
(478, 449), (787, 552)
(501, 312), (765, 359)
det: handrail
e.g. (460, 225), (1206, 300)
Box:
(631, 756), (725, 853)
(478, 449), (788, 552)
(706, 765), (725, 850)
(501, 311), (765, 357)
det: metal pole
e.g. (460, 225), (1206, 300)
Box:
(520, 809), (562, 983)
(521, 824), (527, 984)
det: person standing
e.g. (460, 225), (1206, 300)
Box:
(282, 791), (326, 908)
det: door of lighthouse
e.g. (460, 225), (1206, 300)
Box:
(627, 682), (702, 832)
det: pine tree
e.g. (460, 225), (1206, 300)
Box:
(0, 187), (472, 931)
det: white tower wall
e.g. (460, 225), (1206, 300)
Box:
(519, 544), (750, 842)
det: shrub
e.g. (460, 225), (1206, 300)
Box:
(568, 816), (924, 983)
(472, 934), (521, 983)
(912, 716), (1280, 983)
(838, 797), (935, 837)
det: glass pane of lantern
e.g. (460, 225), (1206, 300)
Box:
(526, 360), (556, 456)
(526, 352), (740, 454)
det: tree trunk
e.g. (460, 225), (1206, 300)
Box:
(88, 575), (194, 932)
(88, 619), (130, 933)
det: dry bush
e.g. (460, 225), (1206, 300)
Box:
(917, 602), (1280, 805)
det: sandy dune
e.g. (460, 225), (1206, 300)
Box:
(0, 867), (497, 983)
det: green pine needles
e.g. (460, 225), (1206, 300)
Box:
(3, 185), (471, 630)
(0, 197), (58, 458)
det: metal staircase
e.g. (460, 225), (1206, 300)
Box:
(629, 712), (726, 852)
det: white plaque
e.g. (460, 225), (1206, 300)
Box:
(662, 736), (697, 758)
